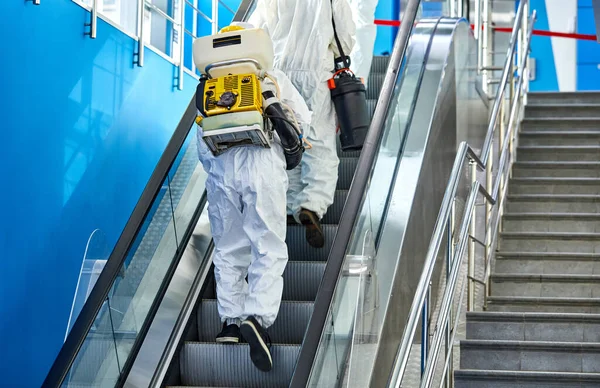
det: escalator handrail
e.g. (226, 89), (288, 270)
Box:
(289, 1), (424, 386)
(42, 1), (256, 386)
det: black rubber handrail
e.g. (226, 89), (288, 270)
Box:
(289, 1), (424, 386)
(42, 1), (255, 386)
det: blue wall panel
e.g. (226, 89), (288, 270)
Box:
(527, 0), (559, 91)
(0, 1), (196, 386)
(577, 1), (600, 89)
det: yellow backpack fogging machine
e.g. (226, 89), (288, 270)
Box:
(193, 25), (304, 170)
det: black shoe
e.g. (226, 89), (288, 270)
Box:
(216, 322), (241, 344)
(298, 209), (325, 248)
(240, 316), (273, 372)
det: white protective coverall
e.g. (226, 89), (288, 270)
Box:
(196, 69), (311, 328)
(249, 0), (356, 220)
(349, 0), (379, 86)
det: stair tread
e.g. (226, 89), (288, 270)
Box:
(503, 212), (600, 219)
(455, 369), (600, 380)
(496, 251), (600, 259)
(467, 311), (600, 322)
(461, 339), (600, 349)
(518, 145), (600, 149)
(523, 117), (600, 122)
(510, 177), (600, 182)
(491, 273), (600, 281)
(520, 131), (600, 136)
(508, 194), (600, 201)
(501, 231), (600, 237)
(488, 296), (600, 304)
(515, 161), (600, 166)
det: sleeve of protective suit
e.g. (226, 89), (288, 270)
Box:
(332, 0), (357, 57)
(266, 69), (312, 129)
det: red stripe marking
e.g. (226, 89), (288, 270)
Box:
(374, 19), (597, 41)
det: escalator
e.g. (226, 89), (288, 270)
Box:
(43, 1), (485, 387)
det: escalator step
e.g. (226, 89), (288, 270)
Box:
(287, 225), (338, 262)
(367, 74), (386, 100)
(197, 300), (313, 344)
(202, 261), (325, 301)
(180, 342), (300, 388)
(282, 261), (326, 301)
(337, 157), (359, 191)
(322, 190), (348, 225)
(371, 56), (391, 74)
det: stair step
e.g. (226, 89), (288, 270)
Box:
(499, 232), (600, 253)
(525, 104), (600, 119)
(491, 273), (600, 299)
(519, 131), (600, 147)
(466, 312), (600, 342)
(518, 146), (600, 162)
(287, 225), (337, 262)
(454, 369), (600, 388)
(502, 212), (600, 233)
(506, 194), (600, 213)
(197, 300), (313, 344)
(204, 261), (325, 301)
(487, 296), (600, 313)
(513, 161), (600, 178)
(508, 177), (600, 195)
(495, 252), (600, 275)
(460, 339), (600, 373)
(522, 118), (600, 131)
(180, 342), (300, 387)
(528, 91), (600, 105)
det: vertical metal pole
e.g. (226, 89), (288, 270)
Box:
(212, 0), (219, 34)
(86, 0), (98, 39)
(178, 0), (185, 90)
(421, 291), (429, 377)
(523, 0), (530, 106)
(191, 0), (198, 74)
(482, 0), (491, 94)
(484, 150), (493, 305)
(445, 208), (455, 388)
(468, 161), (477, 312)
(475, 0), (482, 72)
(137, 0), (145, 67)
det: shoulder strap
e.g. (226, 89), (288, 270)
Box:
(330, 0), (350, 69)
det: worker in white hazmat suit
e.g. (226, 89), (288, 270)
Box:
(349, 0), (379, 86)
(249, 0), (356, 248)
(195, 22), (311, 372)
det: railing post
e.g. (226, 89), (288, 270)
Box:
(482, 0), (492, 94)
(212, 0), (219, 34)
(192, 0), (199, 74)
(522, 0), (530, 106)
(445, 205), (455, 388)
(475, 0), (482, 73)
(468, 161), (477, 312)
(178, 0), (186, 90)
(85, 0), (98, 39)
(136, 0), (146, 67)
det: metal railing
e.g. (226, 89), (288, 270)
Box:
(387, 0), (536, 387)
(70, 0), (236, 89)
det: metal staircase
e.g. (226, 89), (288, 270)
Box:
(455, 91), (600, 387)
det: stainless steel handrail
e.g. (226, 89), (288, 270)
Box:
(387, 0), (536, 386)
